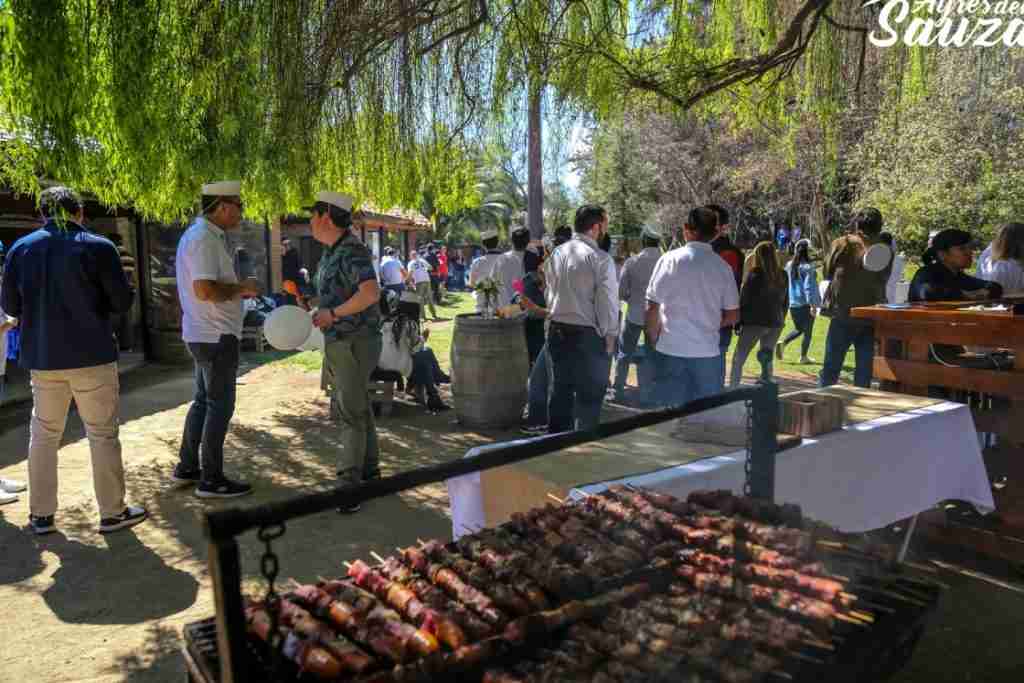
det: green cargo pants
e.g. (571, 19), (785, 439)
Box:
(324, 330), (383, 483)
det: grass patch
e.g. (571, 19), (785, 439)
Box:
(259, 289), (875, 386)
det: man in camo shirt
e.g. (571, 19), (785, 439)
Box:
(304, 191), (382, 511)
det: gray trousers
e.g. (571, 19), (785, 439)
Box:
(324, 331), (383, 483)
(729, 325), (783, 387)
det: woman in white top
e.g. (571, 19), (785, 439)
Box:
(978, 222), (1024, 294)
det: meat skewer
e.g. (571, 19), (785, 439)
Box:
(274, 598), (376, 673)
(465, 528), (593, 599)
(373, 554), (495, 641)
(302, 578), (439, 661)
(347, 559), (468, 649)
(676, 548), (851, 606)
(245, 602), (345, 679)
(417, 539), (543, 614)
(398, 546), (508, 626)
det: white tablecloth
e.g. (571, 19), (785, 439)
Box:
(449, 401), (995, 536)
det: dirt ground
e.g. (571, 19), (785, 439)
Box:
(1, 360), (1023, 682)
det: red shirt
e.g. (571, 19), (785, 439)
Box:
(438, 251), (449, 278)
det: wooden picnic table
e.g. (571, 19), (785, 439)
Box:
(851, 300), (1024, 443)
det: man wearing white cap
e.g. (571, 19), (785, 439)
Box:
(467, 228), (505, 312)
(304, 191), (382, 511)
(172, 180), (260, 498)
(611, 224), (662, 403)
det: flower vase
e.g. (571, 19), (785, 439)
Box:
(482, 294), (497, 319)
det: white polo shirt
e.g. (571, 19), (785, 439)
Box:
(646, 241), (739, 358)
(175, 216), (244, 344)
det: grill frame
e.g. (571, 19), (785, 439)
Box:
(198, 383), (787, 683)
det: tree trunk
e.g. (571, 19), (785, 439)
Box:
(527, 79), (545, 240)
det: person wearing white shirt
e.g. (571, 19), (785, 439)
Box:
(978, 222), (1024, 294)
(468, 229), (506, 311)
(544, 205), (619, 432)
(494, 226), (530, 308)
(407, 250), (438, 320)
(646, 207), (740, 407)
(379, 247), (408, 295)
(172, 180), (260, 499)
(611, 225), (662, 402)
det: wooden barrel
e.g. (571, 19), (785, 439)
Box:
(147, 327), (193, 365)
(450, 314), (529, 429)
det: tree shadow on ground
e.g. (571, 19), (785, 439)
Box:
(108, 622), (187, 682)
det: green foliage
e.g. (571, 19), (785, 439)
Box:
(0, 1), (483, 220)
(850, 50), (1024, 260)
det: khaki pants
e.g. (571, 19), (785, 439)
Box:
(29, 362), (126, 518)
(415, 281), (437, 320)
(324, 332), (383, 483)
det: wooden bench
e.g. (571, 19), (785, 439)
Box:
(241, 325), (265, 353)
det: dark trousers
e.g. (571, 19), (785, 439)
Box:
(179, 334), (240, 482)
(819, 318), (875, 388)
(408, 348), (447, 397)
(525, 320), (546, 368)
(547, 323), (611, 432)
(782, 306), (815, 357)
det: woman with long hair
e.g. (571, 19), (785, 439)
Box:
(730, 241), (789, 386)
(978, 222), (1024, 293)
(776, 239), (820, 364)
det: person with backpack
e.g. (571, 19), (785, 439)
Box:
(776, 239), (820, 364)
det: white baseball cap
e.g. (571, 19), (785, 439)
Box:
(303, 191), (354, 213)
(480, 228), (499, 241)
(201, 180), (241, 196)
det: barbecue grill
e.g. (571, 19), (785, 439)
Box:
(185, 383), (939, 683)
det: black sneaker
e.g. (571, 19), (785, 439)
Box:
(196, 478), (253, 499)
(426, 396), (450, 412)
(28, 514), (56, 536)
(520, 424), (547, 436)
(337, 502), (362, 514)
(99, 506), (148, 533)
(171, 465), (201, 485)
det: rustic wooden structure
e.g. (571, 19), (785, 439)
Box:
(851, 302), (1024, 444)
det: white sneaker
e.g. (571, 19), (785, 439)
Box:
(0, 478), (27, 493)
(1, 490), (18, 505)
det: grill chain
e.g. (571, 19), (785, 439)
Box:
(258, 522), (287, 677)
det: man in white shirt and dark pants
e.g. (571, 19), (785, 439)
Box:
(379, 247), (408, 296)
(646, 207), (739, 407)
(611, 224), (662, 403)
(407, 250), (437, 320)
(544, 205), (618, 432)
(172, 181), (260, 498)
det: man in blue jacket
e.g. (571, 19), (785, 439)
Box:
(1, 186), (147, 535)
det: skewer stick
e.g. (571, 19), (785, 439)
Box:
(803, 639), (835, 652)
(396, 547), (406, 554)
(769, 671), (794, 681)
(829, 573), (851, 583)
(287, 578), (303, 590)
(417, 538), (427, 547)
(370, 551), (388, 565)
(839, 591), (857, 601)
(317, 575), (330, 584)
(855, 599), (895, 614)
(847, 610), (875, 623)
(343, 561), (353, 570)
(787, 652), (825, 666)
(834, 613), (869, 627)
(546, 493), (565, 505)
